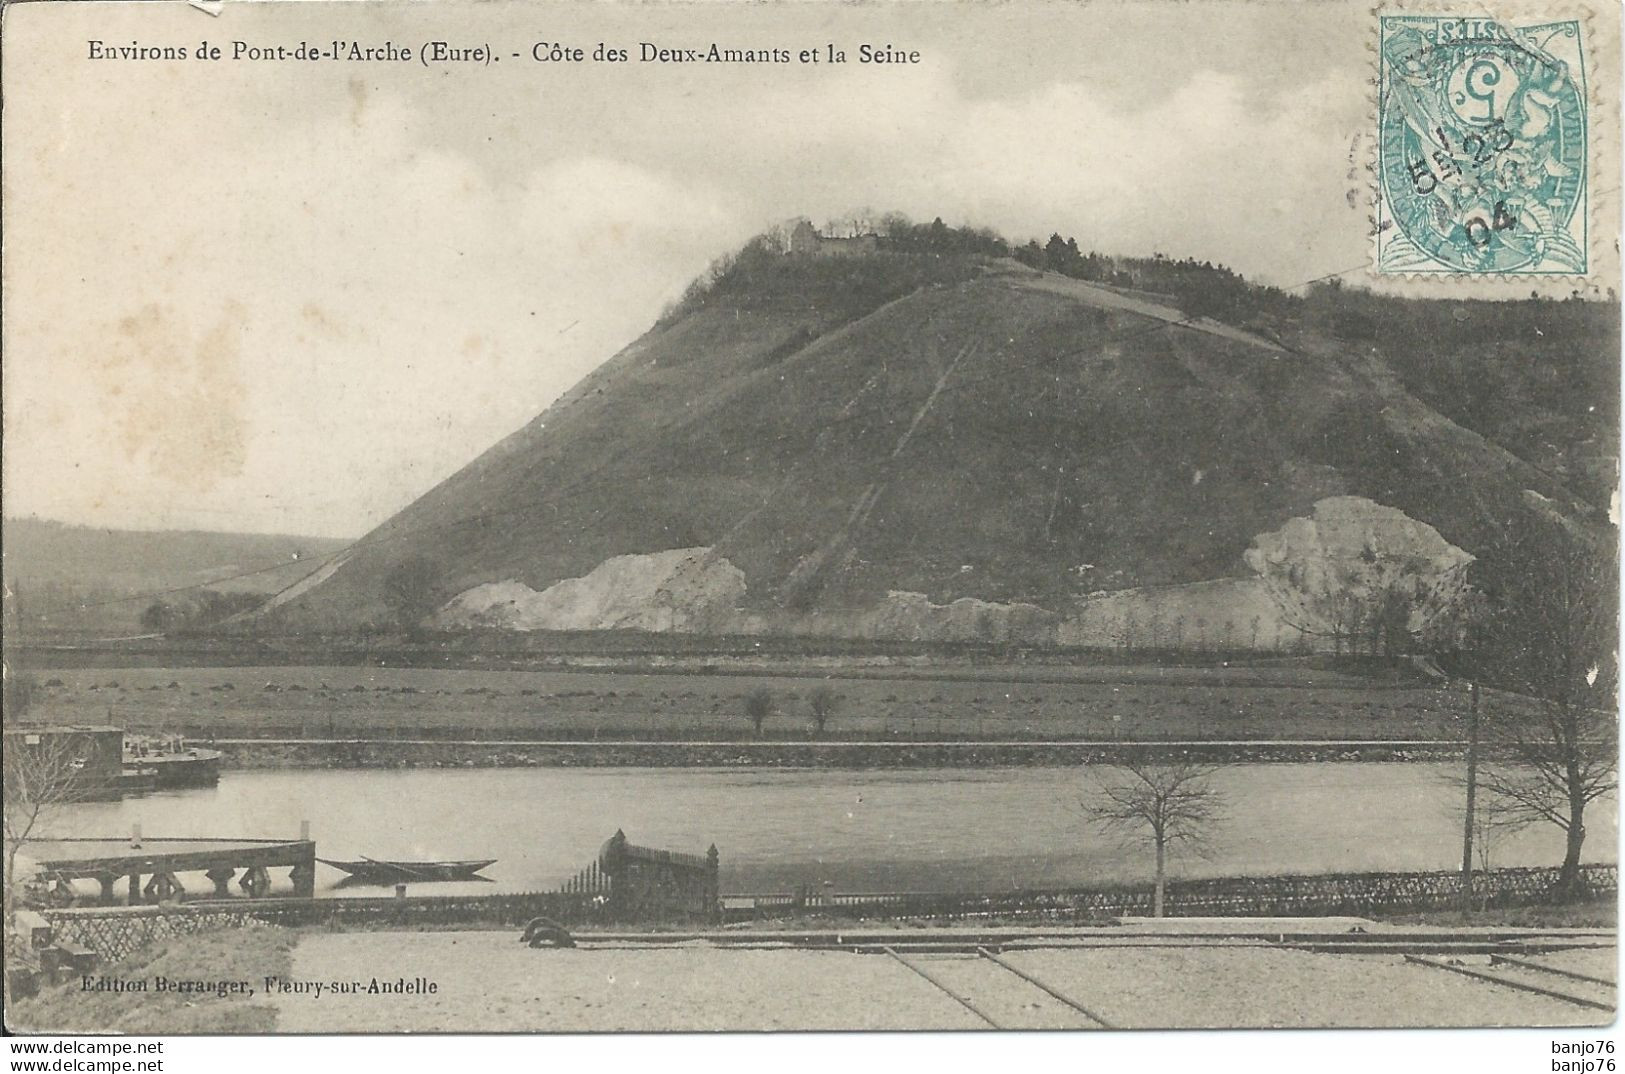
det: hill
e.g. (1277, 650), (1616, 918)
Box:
(2, 518), (352, 636)
(271, 221), (1618, 651)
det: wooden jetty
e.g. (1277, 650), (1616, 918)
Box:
(28, 826), (316, 905)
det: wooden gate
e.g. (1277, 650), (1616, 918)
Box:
(596, 830), (720, 924)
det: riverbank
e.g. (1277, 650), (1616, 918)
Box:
(24, 663), (1489, 747)
(210, 737), (1470, 769)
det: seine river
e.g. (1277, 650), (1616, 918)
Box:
(44, 764), (1617, 896)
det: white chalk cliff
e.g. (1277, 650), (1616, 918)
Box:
(436, 497), (1474, 649)
(436, 548), (746, 632)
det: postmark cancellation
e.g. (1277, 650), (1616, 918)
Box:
(1376, 13), (1590, 276)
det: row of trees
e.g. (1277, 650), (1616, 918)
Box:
(1011, 234), (1293, 325)
(1443, 514), (1616, 897)
(1109, 510), (1616, 908)
(139, 590), (265, 635)
(741, 685), (838, 737)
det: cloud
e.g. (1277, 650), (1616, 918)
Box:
(3, 11), (1369, 538)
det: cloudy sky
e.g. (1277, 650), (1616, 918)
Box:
(0, 0), (1593, 538)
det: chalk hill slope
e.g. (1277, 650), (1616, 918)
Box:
(278, 252), (1614, 645)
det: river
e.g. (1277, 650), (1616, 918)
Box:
(41, 764), (1616, 896)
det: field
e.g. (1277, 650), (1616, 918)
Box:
(24, 662), (1479, 742)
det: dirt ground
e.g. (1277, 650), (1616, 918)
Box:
(269, 929), (1614, 1032)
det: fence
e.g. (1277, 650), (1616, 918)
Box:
(36, 863), (1617, 965)
(43, 890), (610, 963)
(39, 829), (719, 962)
(733, 864), (1620, 923)
(41, 903), (280, 964)
(596, 829), (720, 924)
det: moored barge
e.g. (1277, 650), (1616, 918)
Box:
(123, 734), (222, 788)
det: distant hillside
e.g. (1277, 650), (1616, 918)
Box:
(266, 218), (1617, 650)
(2, 518), (352, 635)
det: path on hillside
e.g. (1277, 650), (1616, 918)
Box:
(1019, 273), (1287, 352)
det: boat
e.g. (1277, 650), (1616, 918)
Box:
(120, 766), (159, 795)
(122, 734), (222, 789)
(316, 857), (498, 884)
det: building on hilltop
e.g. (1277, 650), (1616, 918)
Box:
(788, 220), (880, 258)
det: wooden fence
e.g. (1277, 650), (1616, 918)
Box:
(37, 863), (1617, 965)
(596, 830), (719, 924)
(41, 903), (281, 964)
(734, 864), (1619, 922)
(557, 859), (612, 898)
(43, 890), (609, 963)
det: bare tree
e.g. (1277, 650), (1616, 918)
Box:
(807, 685), (838, 738)
(1085, 760), (1226, 916)
(743, 687), (774, 739)
(3, 734), (97, 915)
(1456, 793), (1533, 876)
(1450, 512), (1617, 900)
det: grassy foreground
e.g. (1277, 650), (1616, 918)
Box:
(6, 926), (295, 1035)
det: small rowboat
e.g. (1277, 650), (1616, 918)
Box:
(317, 857), (497, 884)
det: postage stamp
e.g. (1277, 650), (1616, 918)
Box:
(1377, 14), (1589, 275)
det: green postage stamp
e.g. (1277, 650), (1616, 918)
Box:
(1377, 14), (1588, 275)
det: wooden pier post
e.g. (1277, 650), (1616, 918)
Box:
(126, 871), (142, 906)
(206, 867), (235, 897)
(95, 873), (118, 906)
(143, 871), (184, 903)
(289, 860), (315, 898)
(289, 820), (316, 897)
(707, 844), (722, 924)
(238, 866), (271, 898)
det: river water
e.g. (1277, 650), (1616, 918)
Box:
(43, 764), (1616, 896)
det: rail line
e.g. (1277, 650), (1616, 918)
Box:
(557, 929), (1612, 1026)
(976, 947), (1115, 1027)
(569, 927), (1615, 956)
(1490, 954), (1616, 989)
(878, 944), (1120, 1029)
(883, 946), (1005, 1028)
(1403, 954), (1614, 1012)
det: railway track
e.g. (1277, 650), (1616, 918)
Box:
(559, 927), (1615, 1027)
(575, 927), (1614, 958)
(1405, 953), (1615, 1013)
(882, 945), (1114, 1029)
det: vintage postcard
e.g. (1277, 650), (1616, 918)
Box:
(1, 0), (1620, 1057)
